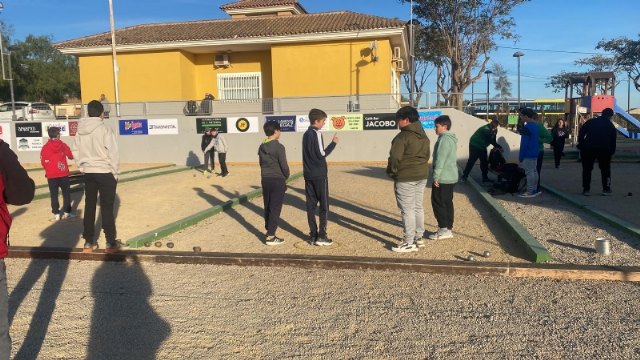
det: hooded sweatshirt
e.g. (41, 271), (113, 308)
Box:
(387, 120), (431, 182)
(73, 117), (120, 178)
(258, 139), (290, 180)
(519, 121), (539, 162)
(432, 130), (459, 184)
(40, 138), (73, 179)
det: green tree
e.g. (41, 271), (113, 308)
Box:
(7, 35), (80, 104)
(546, 71), (587, 95)
(401, 0), (528, 110)
(491, 62), (511, 99)
(593, 36), (640, 92)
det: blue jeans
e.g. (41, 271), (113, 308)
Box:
(394, 179), (427, 244)
(521, 158), (538, 194)
(0, 260), (10, 360)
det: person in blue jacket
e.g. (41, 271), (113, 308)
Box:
(517, 108), (540, 198)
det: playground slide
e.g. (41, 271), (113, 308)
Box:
(613, 104), (640, 139)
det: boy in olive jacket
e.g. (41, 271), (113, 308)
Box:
(387, 106), (431, 253)
(429, 115), (458, 240)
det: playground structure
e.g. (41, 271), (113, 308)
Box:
(564, 71), (640, 141)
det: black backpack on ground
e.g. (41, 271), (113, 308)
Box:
(490, 163), (526, 195)
(488, 148), (506, 171)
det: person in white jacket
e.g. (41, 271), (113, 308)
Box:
(74, 100), (120, 253)
(204, 128), (229, 177)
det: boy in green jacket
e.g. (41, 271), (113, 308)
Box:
(535, 114), (552, 193)
(429, 115), (458, 240)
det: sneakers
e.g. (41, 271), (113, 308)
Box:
(54, 213), (61, 221)
(602, 189), (612, 196)
(265, 235), (285, 246)
(582, 190), (591, 196)
(428, 228), (454, 240)
(105, 241), (122, 254)
(83, 241), (98, 253)
(63, 212), (77, 219)
(314, 237), (333, 246)
(392, 242), (418, 253)
(415, 238), (425, 248)
(308, 235), (317, 245)
(518, 191), (537, 198)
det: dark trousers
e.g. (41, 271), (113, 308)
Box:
(83, 173), (118, 244)
(536, 150), (544, 192)
(553, 143), (565, 168)
(262, 178), (287, 236)
(218, 153), (228, 175)
(431, 183), (455, 229)
(47, 177), (72, 214)
(305, 178), (329, 238)
(462, 145), (488, 180)
(581, 148), (612, 192)
(203, 150), (215, 171)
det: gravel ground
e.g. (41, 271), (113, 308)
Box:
(5, 258), (640, 359)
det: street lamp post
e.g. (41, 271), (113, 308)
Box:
(484, 70), (493, 121)
(409, 0), (415, 107)
(0, 1), (16, 121)
(513, 51), (524, 110)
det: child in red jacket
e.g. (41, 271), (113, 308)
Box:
(40, 127), (75, 220)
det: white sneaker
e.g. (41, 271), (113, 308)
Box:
(428, 228), (453, 240)
(415, 238), (425, 248)
(53, 213), (61, 221)
(63, 212), (77, 219)
(392, 242), (418, 253)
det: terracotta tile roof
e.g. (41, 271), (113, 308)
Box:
(55, 11), (405, 50)
(220, 0), (298, 10)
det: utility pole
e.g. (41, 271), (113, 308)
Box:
(109, 0), (121, 116)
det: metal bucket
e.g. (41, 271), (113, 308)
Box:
(595, 238), (611, 256)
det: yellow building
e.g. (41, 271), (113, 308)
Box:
(55, 0), (408, 105)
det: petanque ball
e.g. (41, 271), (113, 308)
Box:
(193, 246), (202, 253)
(467, 255), (476, 261)
(483, 250), (491, 258)
(154, 241), (163, 248)
(166, 242), (175, 249)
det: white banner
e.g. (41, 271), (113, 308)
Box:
(148, 118), (179, 135)
(227, 116), (259, 134)
(0, 123), (12, 148)
(296, 114), (328, 132)
(42, 121), (71, 137)
(17, 137), (44, 152)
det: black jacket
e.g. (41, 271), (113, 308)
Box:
(201, 134), (212, 151)
(0, 140), (35, 206)
(578, 116), (617, 154)
(302, 126), (336, 180)
(258, 139), (290, 180)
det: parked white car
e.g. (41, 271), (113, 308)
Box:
(0, 101), (56, 121)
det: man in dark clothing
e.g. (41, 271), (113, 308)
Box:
(0, 139), (36, 359)
(460, 119), (502, 183)
(302, 108), (338, 246)
(200, 128), (214, 173)
(577, 108), (617, 196)
(259, 121), (290, 246)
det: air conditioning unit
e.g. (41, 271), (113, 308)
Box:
(214, 54), (230, 67)
(392, 47), (402, 60)
(396, 59), (404, 72)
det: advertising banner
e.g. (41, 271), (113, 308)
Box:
(15, 122), (43, 152)
(16, 137), (43, 151)
(363, 113), (397, 130)
(328, 114), (363, 131)
(508, 114), (519, 125)
(0, 123), (12, 148)
(148, 118), (179, 135)
(228, 116), (259, 134)
(42, 121), (72, 136)
(264, 115), (296, 132)
(119, 119), (149, 135)
(419, 111), (441, 130)
(196, 117), (227, 133)
(296, 114), (329, 132)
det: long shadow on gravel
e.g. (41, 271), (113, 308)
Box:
(87, 257), (170, 359)
(194, 186), (264, 243)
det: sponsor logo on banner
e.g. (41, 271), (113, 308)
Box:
(17, 137), (43, 152)
(0, 123), (13, 148)
(264, 115), (296, 132)
(196, 118), (227, 133)
(228, 116), (259, 134)
(329, 114), (363, 131)
(43, 122), (71, 136)
(363, 113), (397, 130)
(119, 119), (149, 135)
(15, 123), (43, 137)
(148, 119), (179, 135)
(296, 115), (329, 132)
(419, 111), (441, 130)
(68, 121), (78, 136)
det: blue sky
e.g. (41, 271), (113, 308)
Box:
(1, 0), (638, 107)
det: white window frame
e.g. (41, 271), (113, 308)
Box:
(217, 72), (262, 101)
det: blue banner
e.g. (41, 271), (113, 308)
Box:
(265, 115), (296, 132)
(418, 111), (441, 130)
(119, 119), (149, 135)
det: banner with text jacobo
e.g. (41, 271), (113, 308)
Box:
(363, 113), (397, 130)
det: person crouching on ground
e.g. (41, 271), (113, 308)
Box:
(387, 106), (430, 253)
(460, 118), (502, 183)
(429, 115), (458, 240)
(40, 126), (76, 220)
(73, 100), (121, 253)
(259, 121), (290, 246)
(517, 108), (540, 198)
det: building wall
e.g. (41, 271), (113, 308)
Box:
(271, 39), (393, 98)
